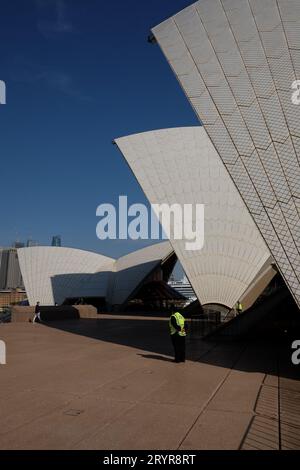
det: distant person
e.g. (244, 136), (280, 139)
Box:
(169, 311), (187, 363)
(236, 300), (243, 315)
(33, 302), (41, 323)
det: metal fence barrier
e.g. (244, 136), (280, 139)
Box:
(190, 310), (221, 338)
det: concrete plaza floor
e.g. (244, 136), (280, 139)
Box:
(0, 315), (299, 450)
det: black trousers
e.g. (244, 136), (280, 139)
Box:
(171, 334), (186, 362)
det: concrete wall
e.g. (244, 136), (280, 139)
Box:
(11, 305), (98, 323)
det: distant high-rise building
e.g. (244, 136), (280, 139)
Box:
(0, 249), (9, 289)
(27, 239), (38, 247)
(51, 235), (61, 247)
(14, 241), (25, 249)
(6, 249), (23, 289)
(0, 248), (24, 289)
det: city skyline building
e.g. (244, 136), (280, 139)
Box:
(14, 242), (25, 249)
(26, 239), (39, 248)
(51, 235), (61, 247)
(0, 248), (24, 290)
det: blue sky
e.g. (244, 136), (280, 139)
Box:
(0, 0), (198, 259)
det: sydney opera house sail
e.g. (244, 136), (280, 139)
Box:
(116, 127), (272, 309)
(18, 243), (173, 308)
(152, 0), (300, 308)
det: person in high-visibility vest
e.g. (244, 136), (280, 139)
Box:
(236, 301), (243, 315)
(169, 311), (187, 363)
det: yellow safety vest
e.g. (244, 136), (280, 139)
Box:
(169, 312), (186, 337)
